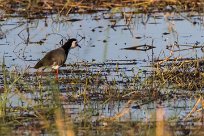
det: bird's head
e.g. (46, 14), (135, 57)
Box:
(62, 38), (81, 50)
(69, 38), (81, 49)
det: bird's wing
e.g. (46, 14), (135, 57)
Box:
(34, 48), (66, 69)
(43, 48), (66, 65)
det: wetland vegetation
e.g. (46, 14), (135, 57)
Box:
(0, 0), (204, 136)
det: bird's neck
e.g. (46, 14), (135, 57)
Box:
(62, 45), (71, 56)
(65, 48), (70, 57)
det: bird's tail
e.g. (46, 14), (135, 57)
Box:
(34, 61), (43, 69)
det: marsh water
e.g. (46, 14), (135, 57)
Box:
(1, 11), (204, 68)
(0, 6), (204, 136)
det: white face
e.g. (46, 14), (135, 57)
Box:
(71, 41), (78, 48)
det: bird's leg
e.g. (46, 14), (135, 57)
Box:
(56, 68), (59, 80)
(40, 70), (43, 78)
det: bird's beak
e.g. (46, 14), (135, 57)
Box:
(77, 44), (81, 48)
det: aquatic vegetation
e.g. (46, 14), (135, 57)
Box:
(153, 57), (204, 90)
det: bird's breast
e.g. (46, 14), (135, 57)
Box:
(52, 65), (60, 69)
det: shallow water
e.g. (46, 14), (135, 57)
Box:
(0, 12), (203, 69)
